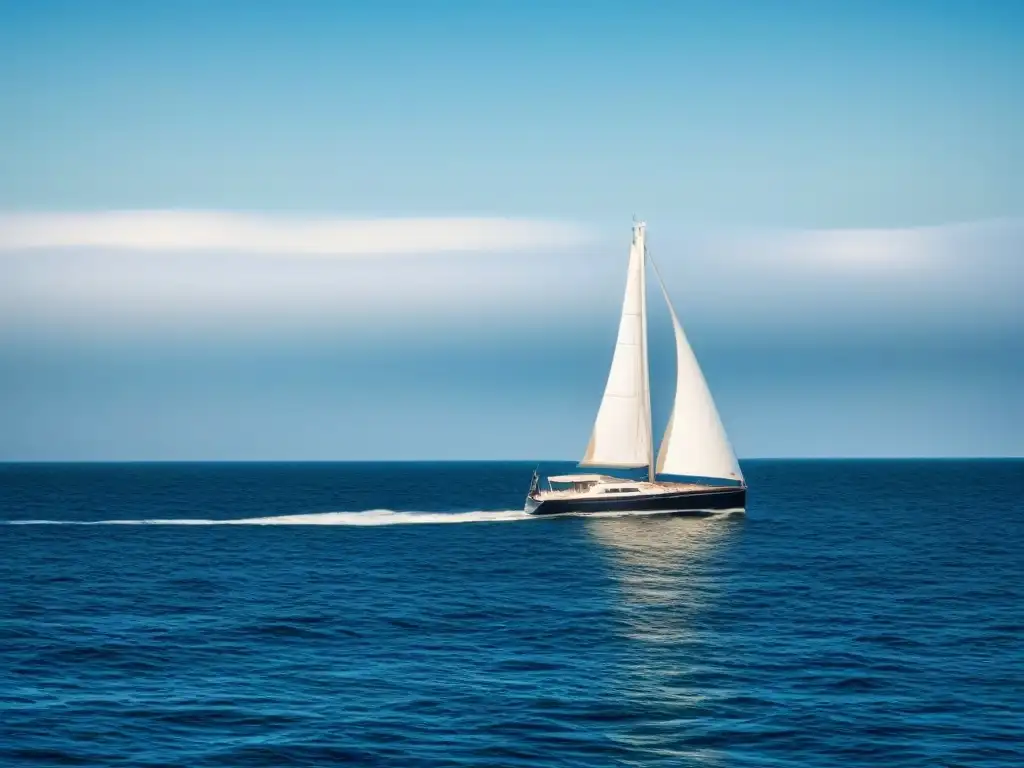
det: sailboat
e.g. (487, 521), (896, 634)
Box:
(524, 221), (747, 516)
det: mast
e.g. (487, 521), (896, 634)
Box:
(637, 222), (654, 482)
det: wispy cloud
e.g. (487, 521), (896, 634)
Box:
(0, 211), (593, 255)
(0, 216), (1018, 344)
(650, 218), (1023, 342)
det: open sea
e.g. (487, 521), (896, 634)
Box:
(1, 459), (1022, 767)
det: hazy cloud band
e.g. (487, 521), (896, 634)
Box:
(0, 211), (593, 255)
(0, 215), (1018, 344)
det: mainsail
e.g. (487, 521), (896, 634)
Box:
(580, 222), (743, 486)
(579, 222), (654, 475)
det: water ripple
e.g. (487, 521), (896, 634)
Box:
(1, 460), (1022, 766)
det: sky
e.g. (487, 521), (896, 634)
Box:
(0, 0), (1021, 460)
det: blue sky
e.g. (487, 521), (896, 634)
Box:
(0, 0), (1021, 459)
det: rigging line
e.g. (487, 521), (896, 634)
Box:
(644, 245), (671, 303)
(645, 245), (682, 327)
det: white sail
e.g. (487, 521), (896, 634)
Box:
(580, 223), (653, 473)
(651, 262), (744, 484)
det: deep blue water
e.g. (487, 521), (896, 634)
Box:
(1, 460), (1022, 767)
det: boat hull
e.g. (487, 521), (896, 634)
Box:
(524, 486), (746, 516)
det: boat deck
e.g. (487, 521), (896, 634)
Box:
(534, 481), (719, 501)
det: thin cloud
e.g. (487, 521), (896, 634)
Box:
(733, 218), (1024, 272)
(0, 217), (1018, 343)
(0, 211), (593, 255)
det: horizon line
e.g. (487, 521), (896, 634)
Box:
(1, 457), (1020, 465)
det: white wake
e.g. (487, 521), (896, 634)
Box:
(2, 507), (743, 526)
(3, 509), (535, 526)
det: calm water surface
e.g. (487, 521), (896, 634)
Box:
(1, 460), (1022, 767)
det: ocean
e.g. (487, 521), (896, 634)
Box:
(1, 460), (1022, 767)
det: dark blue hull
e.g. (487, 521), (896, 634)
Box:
(524, 486), (746, 516)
